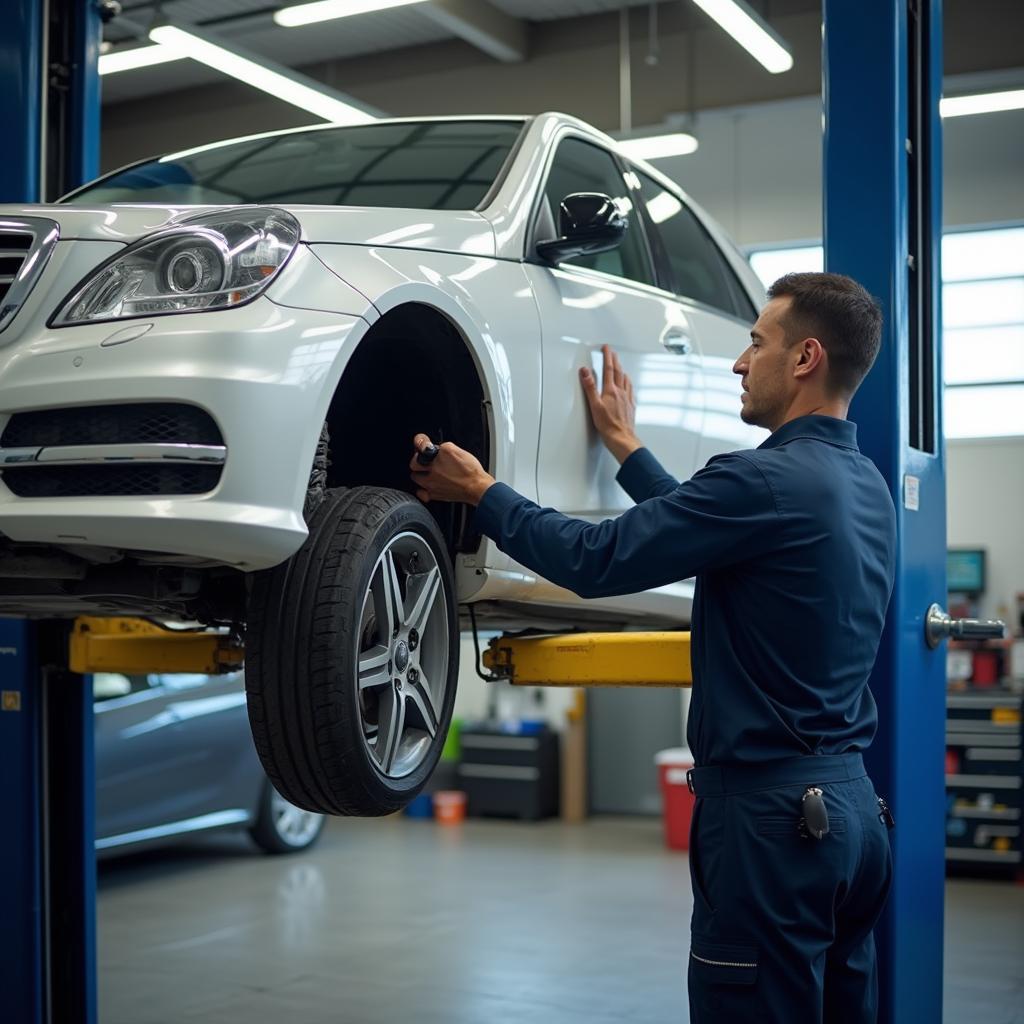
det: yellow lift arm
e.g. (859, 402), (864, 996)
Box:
(482, 631), (692, 688)
(69, 617), (245, 676)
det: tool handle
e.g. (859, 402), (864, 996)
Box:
(416, 443), (440, 465)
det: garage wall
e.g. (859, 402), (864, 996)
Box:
(452, 635), (576, 730)
(946, 439), (1024, 624)
(654, 86), (1024, 248)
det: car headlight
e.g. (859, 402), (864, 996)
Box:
(52, 207), (300, 326)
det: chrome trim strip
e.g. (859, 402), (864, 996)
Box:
(96, 809), (250, 850)
(0, 217), (60, 335)
(0, 443), (227, 467)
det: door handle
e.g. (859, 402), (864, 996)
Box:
(924, 603), (1005, 649)
(662, 331), (693, 355)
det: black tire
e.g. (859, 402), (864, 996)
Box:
(249, 780), (326, 854)
(245, 486), (459, 816)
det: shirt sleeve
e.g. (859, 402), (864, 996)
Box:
(471, 453), (780, 599)
(615, 446), (681, 503)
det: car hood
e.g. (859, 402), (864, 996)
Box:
(0, 203), (497, 256)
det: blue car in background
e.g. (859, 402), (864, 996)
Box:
(94, 671), (324, 856)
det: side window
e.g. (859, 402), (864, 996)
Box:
(635, 171), (753, 318)
(93, 673), (149, 701)
(540, 138), (655, 287)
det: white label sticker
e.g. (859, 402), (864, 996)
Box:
(904, 474), (920, 511)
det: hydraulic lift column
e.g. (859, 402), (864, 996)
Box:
(824, 2), (947, 1022)
(0, 2), (102, 1021)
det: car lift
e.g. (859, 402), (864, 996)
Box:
(1, 2), (950, 1023)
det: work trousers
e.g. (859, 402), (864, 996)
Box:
(686, 753), (893, 1024)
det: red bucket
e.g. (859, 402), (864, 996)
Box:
(655, 748), (695, 851)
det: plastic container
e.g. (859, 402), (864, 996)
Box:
(433, 790), (466, 825)
(404, 792), (434, 819)
(655, 747), (695, 851)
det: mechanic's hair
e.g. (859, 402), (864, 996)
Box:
(767, 272), (883, 397)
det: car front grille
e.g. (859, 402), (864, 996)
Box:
(1, 403), (224, 448)
(0, 403), (225, 497)
(0, 217), (59, 334)
(0, 233), (33, 306)
(2, 464), (222, 498)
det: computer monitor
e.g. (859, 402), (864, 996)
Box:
(947, 548), (985, 595)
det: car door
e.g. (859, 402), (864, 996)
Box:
(628, 167), (769, 460)
(94, 672), (194, 843)
(525, 134), (705, 516)
(141, 672), (255, 826)
(94, 671), (254, 847)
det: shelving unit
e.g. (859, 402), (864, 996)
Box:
(945, 691), (1023, 871)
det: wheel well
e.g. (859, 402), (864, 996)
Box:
(323, 303), (491, 556)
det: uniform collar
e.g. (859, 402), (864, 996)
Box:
(758, 414), (859, 452)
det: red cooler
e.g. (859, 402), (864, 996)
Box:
(655, 747), (695, 851)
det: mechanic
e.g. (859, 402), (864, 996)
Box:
(409, 271), (897, 1024)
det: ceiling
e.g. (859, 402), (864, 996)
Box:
(100, 0), (820, 104)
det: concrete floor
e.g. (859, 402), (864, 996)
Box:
(98, 816), (1024, 1024)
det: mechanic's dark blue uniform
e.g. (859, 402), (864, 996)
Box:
(472, 414), (897, 1024)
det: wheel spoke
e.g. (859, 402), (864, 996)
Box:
(384, 550), (404, 639)
(405, 674), (438, 739)
(275, 802), (297, 834)
(376, 688), (406, 775)
(404, 566), (441, 634)
(358, 644), (391, 691)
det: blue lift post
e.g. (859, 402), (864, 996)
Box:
(1, 1), (951, 1021)
(1, 1), (102, 1021)
(824, 2), (946, 1022)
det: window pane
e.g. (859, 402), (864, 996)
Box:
(944, 325), (1024, 385)
(943, 279), (1024, 329)
(746, 229), (1024, 438)
(65, 120), (525, 209)
(943, 227), (1024, 282)
(747, 246), (824, 289)
(945, 384), (1024, 439)
(543, 139), (655, 286)
(635, 172), (742, 315)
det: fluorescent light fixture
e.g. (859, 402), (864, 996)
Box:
(689, 0), (793, 74)
(98, 44), (185, 75)
(940, 89), (1024, 118)
(149, 25), (376, 124)
(619, 133), (699, 160)
(275, 0), (427, 28)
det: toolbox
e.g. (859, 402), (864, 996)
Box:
(456, 727), (560, 821)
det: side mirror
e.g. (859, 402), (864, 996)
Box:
(536, 192), (628, 264)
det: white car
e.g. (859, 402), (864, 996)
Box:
(0, 113), (764, 816)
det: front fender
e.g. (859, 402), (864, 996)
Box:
(308, 243), (542, 506)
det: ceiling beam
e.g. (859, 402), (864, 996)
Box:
(421, 0), (527, 62)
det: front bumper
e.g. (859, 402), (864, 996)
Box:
(0, 297), (367, 569)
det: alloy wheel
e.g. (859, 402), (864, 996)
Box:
(355, 531), (450, 779)
(270, 790), (324, 847)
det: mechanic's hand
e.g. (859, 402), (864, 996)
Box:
(409, 434), (496, 506)
(580, 344), (643, 465)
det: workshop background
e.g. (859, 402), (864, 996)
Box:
(4, 1), (1023, 1022)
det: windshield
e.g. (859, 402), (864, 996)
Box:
(64, 119), (525, 210)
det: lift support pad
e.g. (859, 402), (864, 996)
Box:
(483, 631), (692, 687)
(69, 617), (245, 675)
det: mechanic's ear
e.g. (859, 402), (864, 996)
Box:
(793, 337), (825, 379)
